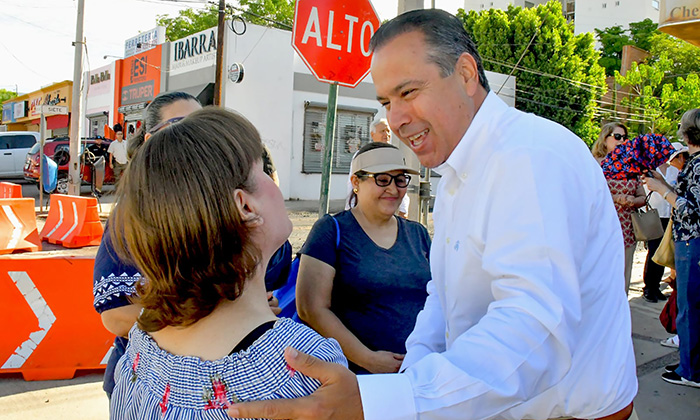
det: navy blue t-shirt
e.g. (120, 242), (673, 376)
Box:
(300, 210), (431, 373)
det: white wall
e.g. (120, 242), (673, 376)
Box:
(83, 63), (116, 137)
(573, 0), (660, 35)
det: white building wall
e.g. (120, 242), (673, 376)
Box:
(573, 0), (660, 35)
(82, 63), (116, 138)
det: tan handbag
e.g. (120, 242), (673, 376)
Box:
(631, 194), (664, 241)
(652, 218), (675, 269)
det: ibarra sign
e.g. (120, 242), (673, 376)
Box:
(293, 0), (381, 87)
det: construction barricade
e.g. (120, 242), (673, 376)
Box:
(0, 198), (41, 254)
(0, 182), (22, 198)
(0, 255), (113, 380)
(39, 194), (103, 248)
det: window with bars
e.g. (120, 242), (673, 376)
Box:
(302, 104), (376, 174)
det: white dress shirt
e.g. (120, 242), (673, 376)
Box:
(357, 92), (637, 420)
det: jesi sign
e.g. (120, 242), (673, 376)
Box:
(293, 0), (381, 87)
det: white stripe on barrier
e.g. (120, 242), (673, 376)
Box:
(59, 202), (79, 242)
(2, 204), (23, 250)
(44, 199), (64, 238)
(1, 271), (56, 369)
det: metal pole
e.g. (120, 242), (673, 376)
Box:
(39, 110), (45, 211)
(318, 82), (338, 216)
(68, 0), (85, 196)
(213, 0), (225, 106)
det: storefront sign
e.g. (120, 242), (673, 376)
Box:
(124, 26), (165, 58)
(120, 46), (162, 107)
(659, 0), (700, 46)
(121, 80), (155, 105)
(169, 27), (217, 76)
(90, 70), (111, 85)
(28, 85), (70, 118)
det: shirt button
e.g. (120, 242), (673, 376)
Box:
(445, 331), (449, 339)
(461, 172), (467, 179)
(446, 237), (450, 244)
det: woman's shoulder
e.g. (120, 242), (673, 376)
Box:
(398, 216), (429, 235)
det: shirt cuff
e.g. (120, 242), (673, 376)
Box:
(357, 373), (416, 420)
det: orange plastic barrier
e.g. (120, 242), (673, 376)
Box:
(0, 256), (113, 380)
(0, 198), (41, 254)
(39, 194), (103, 248)
(0, 182), (22, 198)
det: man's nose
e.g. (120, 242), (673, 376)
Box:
(387, 102), (410, 135)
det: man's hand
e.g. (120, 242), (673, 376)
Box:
(228, 347), (363, 420)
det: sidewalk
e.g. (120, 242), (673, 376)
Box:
(1, 221), (698, 419)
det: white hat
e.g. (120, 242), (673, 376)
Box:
(669, 142), (688, 162)
(350, 147), (419, 175)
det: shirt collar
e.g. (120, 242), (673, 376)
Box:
(433, 91), (509, 177)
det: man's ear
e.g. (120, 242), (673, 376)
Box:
(233, 189), (263, 227)
(456, 52), (480, 96)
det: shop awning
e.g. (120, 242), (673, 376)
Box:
(659, 0), (700, 47)
(176, 83), (215, 106)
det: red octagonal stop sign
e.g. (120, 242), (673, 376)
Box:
(293, 0), (381, 88)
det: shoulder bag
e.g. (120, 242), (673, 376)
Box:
(631, 193), (664, 241)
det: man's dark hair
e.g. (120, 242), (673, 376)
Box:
(369, 9), (490, 92)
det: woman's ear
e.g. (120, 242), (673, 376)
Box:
(233, 189), (263, 227)
(144, 132), (152, 142)
(351, 174), (360, 191)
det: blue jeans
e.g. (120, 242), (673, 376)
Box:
(674, 239), (700, 382)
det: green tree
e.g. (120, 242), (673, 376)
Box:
(236, 0), (294, 30)
(648, 33), (700, 83)
(0, 88), (17, 104)
(595, 25), (630, 76)
(616, 54), (700, 138)
(628, 18), (657, 51)
(156, 4), (219, 41)
(459, 1), (606, 144)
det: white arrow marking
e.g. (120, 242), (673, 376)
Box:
(44, 199), (64, 239)
(2, 271), (56, 369)
(2, 204), (24, 250)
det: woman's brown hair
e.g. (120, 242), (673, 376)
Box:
(109, 107), (263, 332)
(591, 122), (628, 159)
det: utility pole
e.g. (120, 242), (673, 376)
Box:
(213, 0), (225, 106)
(68, 0), (85, 195)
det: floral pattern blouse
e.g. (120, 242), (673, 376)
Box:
(673, 151), (700, 242)
(607, 178), (641, 248)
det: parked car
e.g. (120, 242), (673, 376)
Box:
(23, 136), (115, 194)
(0, 131), (40, 178)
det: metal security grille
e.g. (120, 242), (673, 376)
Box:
(302, 104), (376, 174)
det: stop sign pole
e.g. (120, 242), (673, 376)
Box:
(292, 0), (380, 216)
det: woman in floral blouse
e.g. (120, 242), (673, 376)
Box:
(644, 108), (700, 389)
(592, 122), (646, 293)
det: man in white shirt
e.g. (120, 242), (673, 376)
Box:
(345, 118), (410, 217)
(229, 9), (637, 420)
(108, 128), (128, 182)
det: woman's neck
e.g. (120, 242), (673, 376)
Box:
(149, 271), (276, 361)
(689, 144), (700, 156)
(351, 204), (395, 227)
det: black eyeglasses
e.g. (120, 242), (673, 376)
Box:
(363, 173), (411, 188)
(147, 116), (185, 134)
(609, 133), (629, 141)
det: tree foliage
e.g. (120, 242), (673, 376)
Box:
(458, 1), (606, 144)
(156, 4), (219, 41)
(616, 55), (700, 139)
(0, 88), (17, 104)
(155, 1), (295, 41)
(595, 19), (657, 76)
(236, 0), (294, 30)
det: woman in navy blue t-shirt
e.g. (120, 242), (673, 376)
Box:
(297, 143), (432, 374)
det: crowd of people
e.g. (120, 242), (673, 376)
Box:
(90, 8), (699, 420)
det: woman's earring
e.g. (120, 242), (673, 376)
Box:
(353, 188), (358, 193)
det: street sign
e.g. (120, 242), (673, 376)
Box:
(292, 0), (381, 88)
(40, 105), (68, 115)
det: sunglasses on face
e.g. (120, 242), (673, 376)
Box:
(147, 116), (185, 134)
(609, 133), (629, 141)
(363, 173), (411, 188)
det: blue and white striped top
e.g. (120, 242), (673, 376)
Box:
(110, 318), (347, 419)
